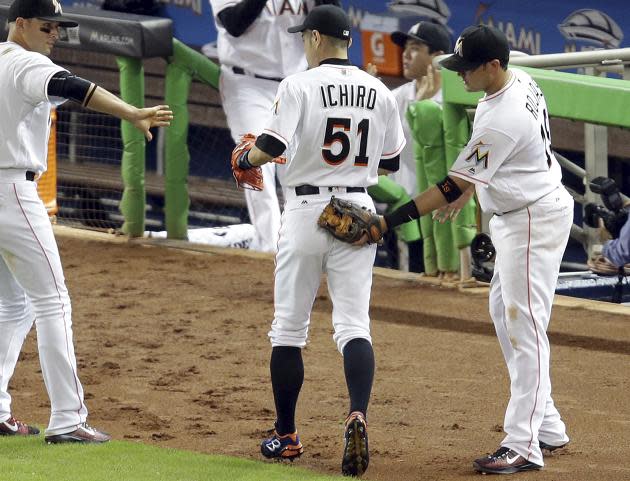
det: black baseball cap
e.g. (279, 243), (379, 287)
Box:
(287, 5), (351, 41)
(9, 0), (79, 28)
(439, 25), (509, 72)
(391, 21), (452, 53)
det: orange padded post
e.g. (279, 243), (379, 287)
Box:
(39, 108), (58, 216)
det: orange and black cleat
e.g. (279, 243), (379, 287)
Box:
(261, 429), (304, 461)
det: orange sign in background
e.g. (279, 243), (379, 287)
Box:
(39, 108), (58, 216)
(361, 30), (403, 76)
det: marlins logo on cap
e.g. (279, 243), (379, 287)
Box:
(454, 36), (463, 56)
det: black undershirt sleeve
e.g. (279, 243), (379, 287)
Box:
(255, 134), (286, 158)
(217, 0), (268, 37)
(378, 154), (400, 173)
(47, 71), (95, 106)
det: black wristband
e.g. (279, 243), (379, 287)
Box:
(238, 150), (255, 170)
(436, 176), (463, 203)
(383, 200), (421, 230)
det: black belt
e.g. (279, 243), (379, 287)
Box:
(295, 185), (366, 196)
(232, 66), (283, 83)
(26, 171), (36, 181)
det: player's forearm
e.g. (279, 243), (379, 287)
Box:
(218, 0), (267, 37)
(84, 86), (137, 122)
(382, 176), (472, 232)
(248, 145), (274, 166)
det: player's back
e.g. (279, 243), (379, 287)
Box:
(279, 62), (404, 188)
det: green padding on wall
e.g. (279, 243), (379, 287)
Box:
(164, 60), (192, 239)
(367, 176), (421, 242)
(164, 39), (222, 239)
(169, 39), (220, 89)
(442, 102), (477, 249)
(116, 56), (145, 237)
(441, 66), (630, 128)
(408, 100), (458, 272)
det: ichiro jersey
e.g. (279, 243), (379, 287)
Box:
(449, 68), (562, 215)
(262, 61), (406, 188)
(210, 0), (309, 78)
(0, 42), (66, 173)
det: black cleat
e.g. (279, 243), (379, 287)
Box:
(341, 411), (369, 477)
(473, 446), (542, 474)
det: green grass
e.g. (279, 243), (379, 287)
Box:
(0, 436), (345, 481)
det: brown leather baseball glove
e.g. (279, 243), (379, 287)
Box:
(317, 196), (384, 244)
(231, 134), (263, 191)
(230, 134), (286, 191)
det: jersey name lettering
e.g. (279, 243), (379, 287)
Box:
(319, 84), (377, 110)
(525, 79), (543, 121)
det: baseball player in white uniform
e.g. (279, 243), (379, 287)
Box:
(210, 0), (340, 253)
(363, 25), (573, 474)
(0, 0), (171, 443)
(231, 6), (405, 476)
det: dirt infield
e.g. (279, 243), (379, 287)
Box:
(9, 230), (630, 481)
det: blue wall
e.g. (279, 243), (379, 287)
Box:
(63, 1), (629, 64)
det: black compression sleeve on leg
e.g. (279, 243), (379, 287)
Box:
(383, 200), (421, 230)
(270, 346), (304, 436)
(343, 339), (374, 416)
(217, 0), (268, 37)
(47, 71), (94, 105)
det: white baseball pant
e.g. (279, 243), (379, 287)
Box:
(269, 189), (377, 353)
(0, 171), (87, 435)
(489, 186), (573, 466)
(220, 66), (285, 253)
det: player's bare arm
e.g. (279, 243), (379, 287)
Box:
(354, 175), (471, 246)
(433, 184), (475, 223)
(46, 73), (172, 141)
(81, 86), (173, 141)
(247, 145), (275, 166)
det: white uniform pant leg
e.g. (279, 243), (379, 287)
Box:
(269, 198), (328, 348)
(244, 163), (279, 253)
(325, 195), (377, 353)
(220, 67), (282, 253)
(0, 255), (35, 422)
(489, 188), (573, 466)
(0, 181), (87, 435)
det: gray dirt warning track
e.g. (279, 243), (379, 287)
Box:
(7, 227), (630, 481)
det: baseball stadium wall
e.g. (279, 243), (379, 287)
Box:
(42, 39), (630, 269)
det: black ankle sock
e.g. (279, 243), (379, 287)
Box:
(270, 346), (304, 435)
(343, 338), (374, 416)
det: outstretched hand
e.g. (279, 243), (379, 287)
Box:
(131, 105), (173, 141)
(432, 185), (475, 223)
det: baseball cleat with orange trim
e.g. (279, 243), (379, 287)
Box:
(261, 430), (303, 460)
